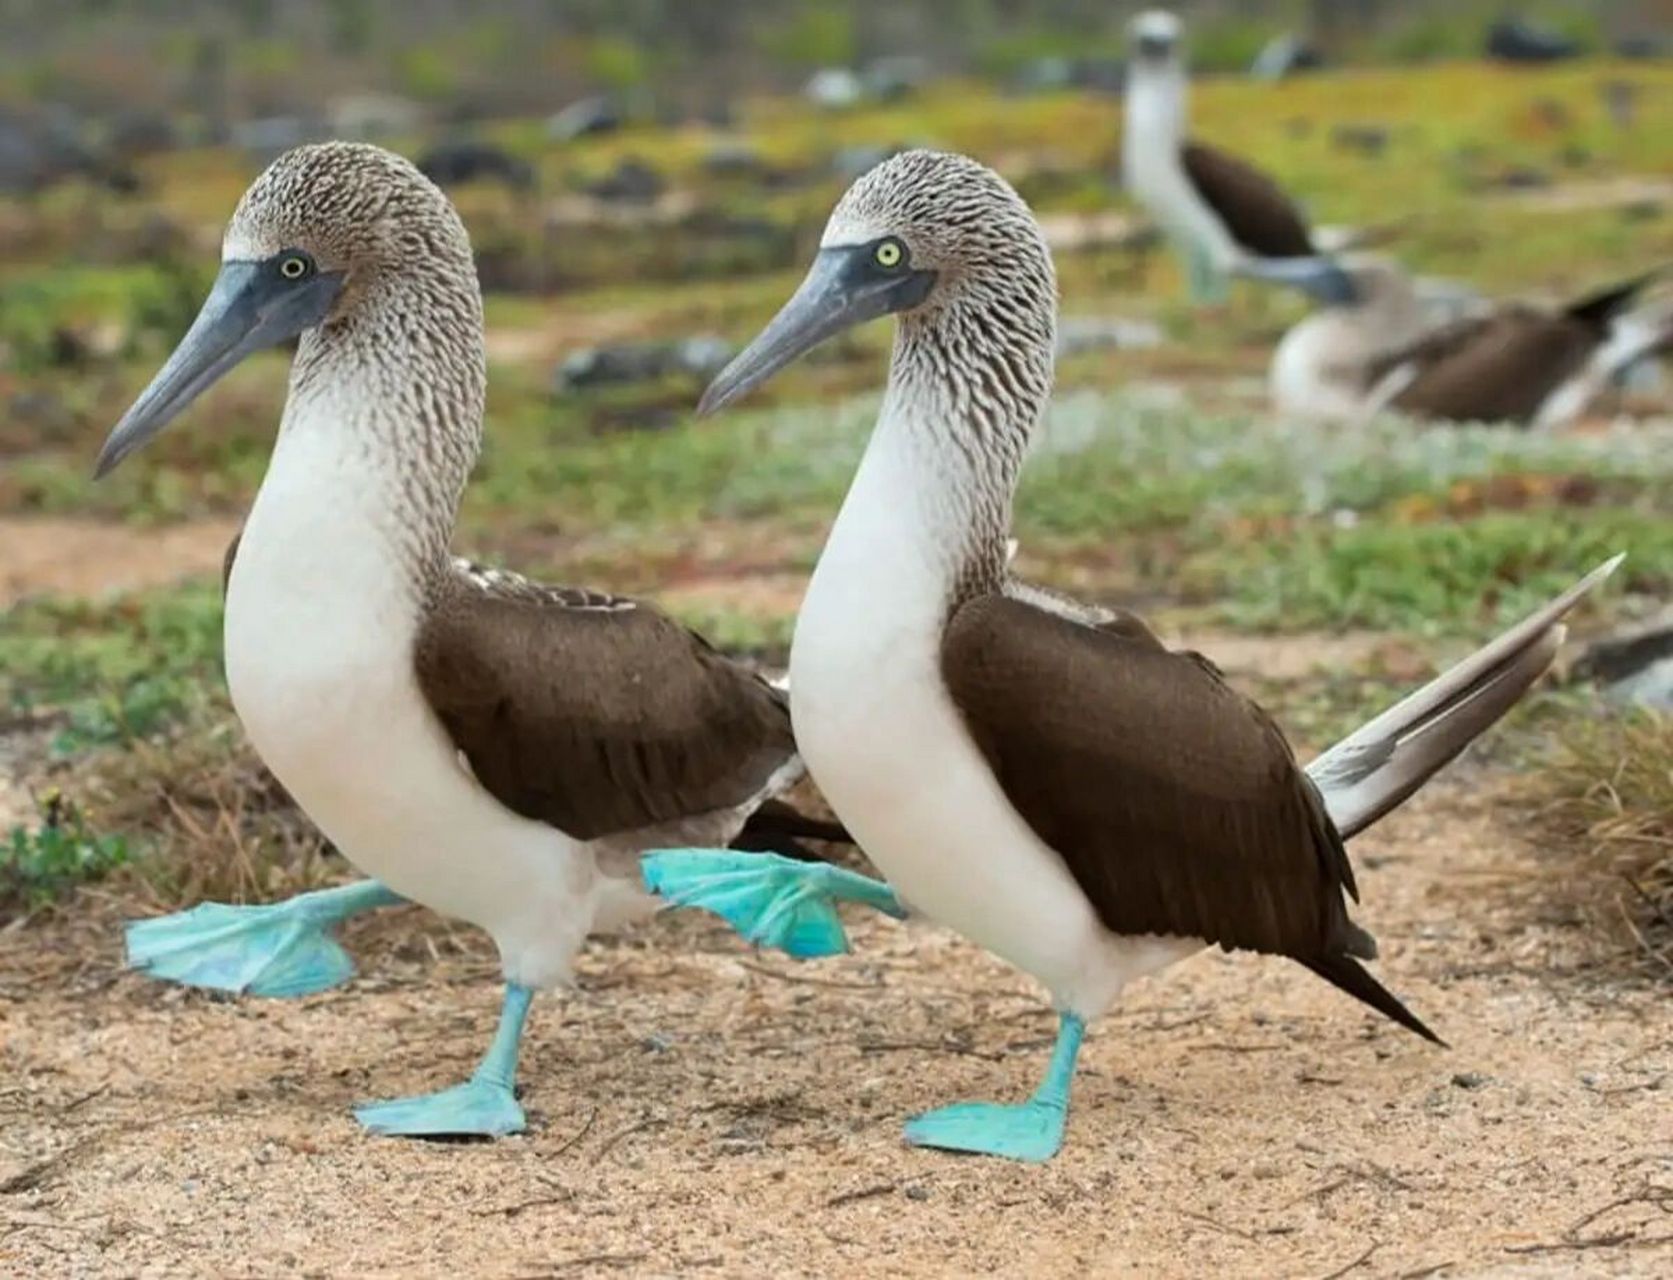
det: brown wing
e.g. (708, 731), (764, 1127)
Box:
(941, 594), (1362, 959)
(1182, 141), (1316, 258)
(1378, 308), (1596, 424)
(415, 570), (796, 841)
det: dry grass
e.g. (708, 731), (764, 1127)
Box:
(1542, 707), (1673, 977)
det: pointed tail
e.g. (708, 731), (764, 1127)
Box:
(731, 798), (853, 862)
(1307, 555), (1622, 839)
(1302, 954), (1447, 1045)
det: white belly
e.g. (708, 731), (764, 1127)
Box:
(790, 424), (1199, 1018)
(223, 428), (640, 988)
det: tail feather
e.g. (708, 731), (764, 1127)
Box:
(1308, 555), (1621, 838)
(731, 799), (853, 862)
(1565, 265), (1666, 329)
(1303, 953), (1446, 1046)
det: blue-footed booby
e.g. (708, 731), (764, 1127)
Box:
(1122, 9), (1352, 306)
(1361, 269), (1670, 429)
(644, 150), (1620, 1162)
(96, 142), (898, 1138)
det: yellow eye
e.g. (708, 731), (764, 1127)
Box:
(874, 240), (903, 269)
(279, 255), (310, 280)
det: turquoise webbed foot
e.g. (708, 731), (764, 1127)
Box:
(357, 982), (534, 1139)
(904, 1099), (1067, 1163)
(904, 1012), (1086, 1163)
(353, 1077), (525, 1138)
(125, 880), (405, 997)
(642, 849), (905, 959)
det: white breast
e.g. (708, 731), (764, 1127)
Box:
(1123, 72), (1240, 269)
(790, 416), (1198, 1018)
(223, 412), (630, 989)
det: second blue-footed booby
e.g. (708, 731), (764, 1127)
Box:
(1122, 9), (1352, 306)
(645, 149), (1620, 1163)
(1362, 269), (1670, 429)
(96, 142), (899, 1138)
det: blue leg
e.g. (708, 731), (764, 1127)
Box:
(642, 849), (905, 959)
(1184, 240), (1228, 305)
(355, 982), (532, 1138)
(903, 1012), (1085, 1163)
(125, 879), (405, 998)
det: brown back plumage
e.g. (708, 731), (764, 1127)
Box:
(1373, 270), (1661, 425)
(941, 593), (1442, 1043)
(1182, 141), (1316, 258)
(415, 567), (797, 841)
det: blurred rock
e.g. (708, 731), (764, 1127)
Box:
(805, 68), (864, 111)
(1250, 35), (1324, 81)
(105, 109), (178, 159)
(231, 116), (317, 160)
(584, 157), (665, 204)
(1486, 19), (1581, 64)
(1055, 316), (1165, 359)
(1071, 58), (1128, 95)
(1010, 57), (1126, 96)
(418, 140), (533, 191)
(863, 56), (930, 102)
(556, 337), (736, 392)
(1573, 612), (1673, 711)
(1332, 124), (1389, 157)
(1613, 34), (1668, 60)
(546, 96), (621, 143)
(328, 92), (425, 141)
(0, 105), (136, 196)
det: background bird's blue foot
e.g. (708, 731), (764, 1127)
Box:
(643, 849), (905, 959)
(904, 1099), (1067, 1163)
(125, 880), (404, 998)
(354, 1078), (525, 1138)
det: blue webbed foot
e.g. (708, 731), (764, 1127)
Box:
(642, 849), (905, 959)
(903, 1012), (1085, 1163)
(904, 1100), (1067, 1163)
(354, 1078), (526, 1138)
(358, 982), (535, 1139)
(125, 881), (403, 998)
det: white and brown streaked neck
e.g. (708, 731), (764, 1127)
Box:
(232, 142), (488, 589)
(834, 153), (1058, 601)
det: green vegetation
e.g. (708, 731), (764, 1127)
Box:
(3, 792), (131, 911)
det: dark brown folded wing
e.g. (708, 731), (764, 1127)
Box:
(1375, 308), (1595, 423)
(1182, 141), (1316, 259)
(415, 570), (796, 841)
(941, 594), (1360, 959)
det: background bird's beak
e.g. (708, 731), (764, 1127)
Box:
(698, 247), (934, 416)
(1235, 256), (1360, 307)
(93, 260), (343, 478)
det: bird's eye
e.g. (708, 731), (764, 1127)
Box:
(874, 239), (904, 269)
(278, 253), (313, 281)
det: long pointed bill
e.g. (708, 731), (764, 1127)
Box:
(1234, 255), (1359, 306)
(93, 260), (344, 478)
(698, 247), (935, 416)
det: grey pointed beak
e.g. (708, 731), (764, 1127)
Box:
(698, 247), (935, 416)
(93, 260), (344, 478)
(1235, 256), (1360, 307)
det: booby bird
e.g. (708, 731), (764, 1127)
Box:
(1363, 269), (1670, 429)
(96, 142), (896, 1138)
(1268, 257), (1435, 422)
(1122, 9), (1352, 305)
(646, 150), (1619, 1162)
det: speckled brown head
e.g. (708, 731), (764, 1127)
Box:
(699, 149), (1056, 420)
(95, 142), (482, 478)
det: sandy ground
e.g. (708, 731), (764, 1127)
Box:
(3, 773), (1670, 1279)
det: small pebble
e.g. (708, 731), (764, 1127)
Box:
(1451, 1071), (1489, 1090)
(904, 1185), (930, 1201)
